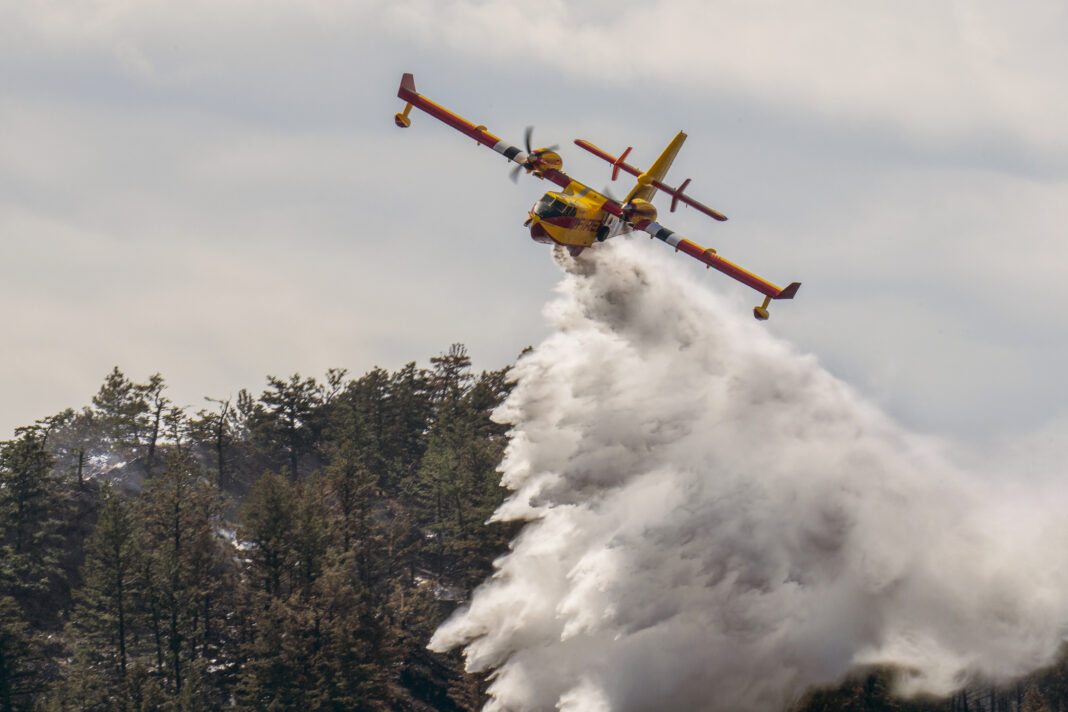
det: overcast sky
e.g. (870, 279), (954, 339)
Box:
(3, 0), (1067, 448)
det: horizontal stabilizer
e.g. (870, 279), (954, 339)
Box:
(574, 139), (727, 221)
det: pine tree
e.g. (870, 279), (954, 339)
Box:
(0, 595), (38, 712)
(41, 408), (97, 486)
(258, 374), (322, 480)
(140, 374), (169, 470)
(230, 389), (258, 485)
(189, 398), (233, 490)
(325, 445), (376, 555)
(428, 344), (473, 407)
(137, 451), (227, 698)
(290, 476), (331, 599)
(45, 643), (107, 712)
(451, 367), (517, 589)
(238, 472), (297, 599)
(383, 363), (433, 491)
(330, 367), (391, 483)
(232, 597), (311, 711)
(71, 488), (143, 685)
(304, 559), (392, 711)
(1022, 685), (1050, 712)
(404, 352), (515, 590)
(91, 368), (148, 457)
(0, 432), (68, 624)
(321, 368), (349, 406)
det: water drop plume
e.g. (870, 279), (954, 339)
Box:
(431, 239), (1068, 712)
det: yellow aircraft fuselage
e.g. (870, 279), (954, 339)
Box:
(526, 182), (656, 249)
(527, 185), (611, 248)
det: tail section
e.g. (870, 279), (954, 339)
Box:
(775, 282), (802, 300)
(624, 131), (686, 205)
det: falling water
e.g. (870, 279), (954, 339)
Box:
(431, 239), (1068, 712)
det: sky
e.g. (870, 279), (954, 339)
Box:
(2, 0), (1067, 447)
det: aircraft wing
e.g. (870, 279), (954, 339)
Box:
(632, 216), (800, 319)
(396, 73), (573, 191)
(575, 137), (798, 318)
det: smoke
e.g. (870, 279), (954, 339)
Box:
(430, 239), (1068, 712)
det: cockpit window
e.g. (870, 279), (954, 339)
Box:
(534, 195), (575, 219)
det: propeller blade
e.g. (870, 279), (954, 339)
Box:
(512, 128), (558, 181)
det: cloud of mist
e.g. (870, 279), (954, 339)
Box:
(430, 239), (1068, 712)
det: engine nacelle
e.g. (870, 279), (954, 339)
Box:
(624, 199), (658, 223)
(530, 149), (562, 174)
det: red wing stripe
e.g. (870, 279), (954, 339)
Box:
(398, 74), (577, 191)
(398, 74), (512, 153)
(673, 239), (782, 296)
(402, 92), (506, 150)
(641, 222), (787, 298)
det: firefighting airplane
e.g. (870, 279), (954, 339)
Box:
(394, 73), (800, 320)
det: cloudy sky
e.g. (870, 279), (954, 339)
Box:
(3, 0), (1066, 446)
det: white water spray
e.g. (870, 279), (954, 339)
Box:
(431, 239), (1068, 712)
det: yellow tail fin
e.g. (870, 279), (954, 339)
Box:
(624, 131), (686, 204)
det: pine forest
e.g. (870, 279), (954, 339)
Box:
(2, 345), (1067, 712)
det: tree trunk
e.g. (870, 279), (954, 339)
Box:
(171, 604), (182, 693)
(115, 554), (127, 679)
(148, 402), (163, 468)
(152, 601), (164, 671)
(215, 405), (228, 489)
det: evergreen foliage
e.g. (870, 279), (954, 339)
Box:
(2, 349), (515, 710)
(70, 488), (142, 687)
(0, 594), (39, 712)
(9, 348), (1065, 711)
(0, 432), (72, 626)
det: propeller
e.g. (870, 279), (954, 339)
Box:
(510, 126), (559, 182)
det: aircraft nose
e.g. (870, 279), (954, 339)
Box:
(528, 219), (552, 243)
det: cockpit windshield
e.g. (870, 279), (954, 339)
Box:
(533, 194), (576, 219)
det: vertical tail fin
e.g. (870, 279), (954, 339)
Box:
(624, 131), (686, 204)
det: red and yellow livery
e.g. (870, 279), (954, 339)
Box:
(395, 73), (800, 320)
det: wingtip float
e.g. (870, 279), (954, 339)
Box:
(394, 72), (800, 320)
